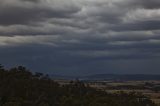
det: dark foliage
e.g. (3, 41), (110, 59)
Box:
(0, 65), (157, 106)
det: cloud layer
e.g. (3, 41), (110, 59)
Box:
(0, 0), (160, 75)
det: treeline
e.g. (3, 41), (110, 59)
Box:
(0, 65), (157, 106)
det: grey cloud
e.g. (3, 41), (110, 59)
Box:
(0, 0), (160, 75)
(0, 42), (160, 75)
(111, 20), (160, 32)
(0, 0), (81, 26)
(1, 0), (160, 36)
(21, 0), (40, 3)
(132, 0), (160, 9)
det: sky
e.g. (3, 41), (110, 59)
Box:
(0, 0), (160, 75)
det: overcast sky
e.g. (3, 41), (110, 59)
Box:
(0, 0), (160, 75)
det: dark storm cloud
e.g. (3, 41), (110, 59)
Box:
(130, 0), (160, 9)
(21, 0), (40, 3)
(0, 0), (160, 75)
(0, 41), (160, 75)
(0, 0), (80, 26)
(111, 20), (160, 31)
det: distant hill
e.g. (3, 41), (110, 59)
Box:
(51, 74), (78, 80)
(83, 74), (160, 81)
(51, 74), (160, 81)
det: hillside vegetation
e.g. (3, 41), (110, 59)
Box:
(0, 65), (157, 106)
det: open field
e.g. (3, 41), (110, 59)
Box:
(55, 80), (160, 105)
(85, 80), (160, 105)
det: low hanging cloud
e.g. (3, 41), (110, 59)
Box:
(0, 0), (160, 75)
